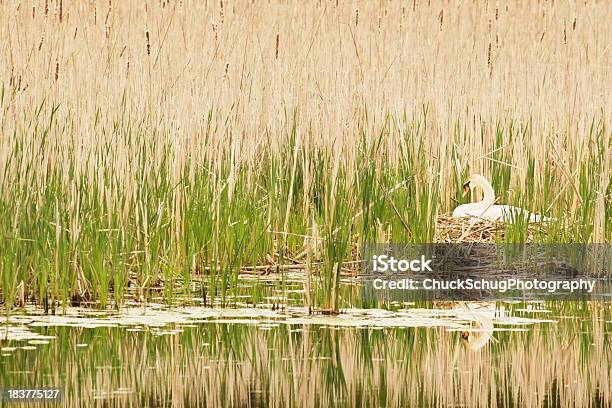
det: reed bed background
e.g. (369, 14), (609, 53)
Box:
(0, 0), (610, 309)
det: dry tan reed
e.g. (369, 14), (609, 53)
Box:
(0, 0), (610, 240)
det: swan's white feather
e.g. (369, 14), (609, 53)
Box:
(452, 204), (551, 223)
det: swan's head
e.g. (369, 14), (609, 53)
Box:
(461, 174), (489, 196)
(462, 174), (479, 196)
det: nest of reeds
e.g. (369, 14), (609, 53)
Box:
(434, 214), (545, 243)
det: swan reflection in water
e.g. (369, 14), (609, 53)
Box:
(459, 302), (498, 351)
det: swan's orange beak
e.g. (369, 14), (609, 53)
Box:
(461, 331), (470, 341)
(462, 182), (471, 196)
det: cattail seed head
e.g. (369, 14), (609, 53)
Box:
(220, 0), (225, 24)
(495, 7), (498, 20)
(32, 6), (36, 19)
(563, 22), (567, 45)
(38, 35), (44, 51)
(355, 8), (359, 26)
(44, 0), (49, 17)
(54, 60), (60, 82)
(275, 32), (280, 59)
(572, 16), (576, 31)
(487, 43), (493, 78)
(438, 9), (443, 30)
(224, 61), (230, 77)
(58, 0), (63, 23)
(145, 30), (151, 55)
(412, 0), (417, 12)
(212, 23), (218, 41)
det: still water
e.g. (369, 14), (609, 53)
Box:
(1, 301), (609, 407)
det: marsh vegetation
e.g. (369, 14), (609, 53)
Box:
(0, 0), (609, 310)
(0, 2), (610, 406)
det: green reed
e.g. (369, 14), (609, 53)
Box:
(0, 100), (608, 310)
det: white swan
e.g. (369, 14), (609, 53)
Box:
(452, 174), (552, 223)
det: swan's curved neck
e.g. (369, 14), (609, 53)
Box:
(471, 175), (496, 206)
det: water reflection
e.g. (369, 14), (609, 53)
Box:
(459, 303), (496, 351)
(0, 302), (609, 407)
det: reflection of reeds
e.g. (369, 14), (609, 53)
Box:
(0, 303), (608, 407)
